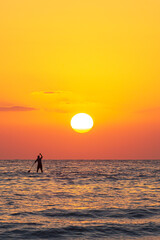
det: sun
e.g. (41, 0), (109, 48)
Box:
(71, 113), (94, 133)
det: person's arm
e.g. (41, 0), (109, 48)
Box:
(40, 153), (43, 159)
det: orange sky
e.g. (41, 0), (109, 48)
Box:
(0, 0), (160, 159)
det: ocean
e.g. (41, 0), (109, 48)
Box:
(1, 160), (160, 240)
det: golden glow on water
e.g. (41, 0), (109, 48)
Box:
(1, 160), (160, 239)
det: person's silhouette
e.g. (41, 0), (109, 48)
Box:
(35, 153), (43, 173)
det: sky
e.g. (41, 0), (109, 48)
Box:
(0, 0), (160, 159)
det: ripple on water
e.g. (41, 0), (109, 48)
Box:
(1, 160), (160, 239)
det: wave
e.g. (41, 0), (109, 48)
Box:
(10, 207), (160, 219)
(1, 160), (160, 239)
(1, 222), (160, 239)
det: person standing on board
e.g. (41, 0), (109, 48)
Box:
(35, 153), (43, 173)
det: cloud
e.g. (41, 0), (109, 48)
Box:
(43, 91), (61, 94)
(32, 90), (82, 105)
(31, 90), (98, 114)
(32, 90), (63, 95)
(0, 106), (37, 112)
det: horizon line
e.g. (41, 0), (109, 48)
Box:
(0, 159), (160, 161)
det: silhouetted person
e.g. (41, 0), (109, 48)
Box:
(35, 153), (43, 173)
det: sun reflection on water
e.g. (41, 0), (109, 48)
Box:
(1, 160), (160, 238)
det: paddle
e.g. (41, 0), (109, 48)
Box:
(28, 162), (35, 173)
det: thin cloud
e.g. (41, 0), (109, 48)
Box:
(31, 90), (97, 114)
(43, 91), (61, 94)
(0, 106), (37, 112)
(32, 90), (82, 105)
(32, 90), (64, 95)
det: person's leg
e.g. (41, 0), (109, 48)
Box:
(40, 165), (43, 173)
(37, 165), (39, 173)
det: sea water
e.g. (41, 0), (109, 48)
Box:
(0, 160), (160, 239)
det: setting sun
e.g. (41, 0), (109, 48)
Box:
(71, 113), (94, 133)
